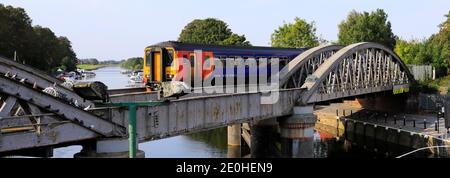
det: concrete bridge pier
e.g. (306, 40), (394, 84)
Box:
(227, 146), (241, 158)
(227, 124), (241, 146)
(227, 124), (242, 158)
(74, 138), (145, 158)
(250, 118), (279, 158)
(279, 105), (317, 158)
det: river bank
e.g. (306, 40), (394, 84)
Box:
(77, 64), (118, 71)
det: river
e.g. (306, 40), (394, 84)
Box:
(52, 66), (428, 158)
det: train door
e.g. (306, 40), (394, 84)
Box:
(150, 48), (164, 82)
(153, 51), (162, 81)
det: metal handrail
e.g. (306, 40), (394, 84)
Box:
(396, 145), (450, 158)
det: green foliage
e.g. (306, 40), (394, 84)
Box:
(79, 58), (99, 65)
(395, 11), (450, 77)
(76, 64), (106, 70)
(61, 57), (76, 71)
(395, 39), (430, 65)
(121, 57), (143, 70)
(338, 9), (396, 49)
(0, 4), (77, 72)
(0, 4), (33, 62)
(220, 33), (250, 46)
(271, 17), (319, 48)
(178, 18), (251, 46)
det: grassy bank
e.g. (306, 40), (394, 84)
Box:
(429, 75), (450, 94)
(76, 64), (109, 70)
(415, 75), (450, 94)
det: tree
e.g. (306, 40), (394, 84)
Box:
(0, 4), (79, 73)
(220, 34), (251, 46)
(29, 26), (60, 71)
(0, 4), (34, 63)
(395, 11), (450, 76)
(56, 36), (77, 71)
(60, 56), (76, 71)
(338, 9), (397, 49)
(178, 18), (251, 46)
(436, 11), (450, 44)
(395, 39), (426, 65)
(270, 17), (319, 48)
(88, 58), (99, 65)
(121, 57), (143, 70)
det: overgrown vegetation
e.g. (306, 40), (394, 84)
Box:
(0, 4), (77, 72)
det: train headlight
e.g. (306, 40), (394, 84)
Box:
(166, 74), (174, 79)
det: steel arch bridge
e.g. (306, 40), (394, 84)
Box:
(279, 42), (414, 105)
(0, 42), (415, 154)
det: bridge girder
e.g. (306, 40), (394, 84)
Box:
(0, 56), (94, 108)
(279, 44), (343, 88)
(0, 75), (126, 152)
(297, 42), (414, 104)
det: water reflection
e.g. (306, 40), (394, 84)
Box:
(187, 127), (228, 150)
(80, 66), (144, 89)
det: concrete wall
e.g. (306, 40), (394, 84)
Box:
(340, 93), (450, 114)
(340, 93), (409, 113)
(316, 113), (450, 157)
(405, 93), (450, 113)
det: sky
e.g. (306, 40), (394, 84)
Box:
(1, 0), (449, 60)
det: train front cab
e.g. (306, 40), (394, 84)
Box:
(143, 47), (176, 90)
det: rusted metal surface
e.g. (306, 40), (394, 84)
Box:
(0, 76), (125, 137)
(110, 91), (159, 102)
(107, 87), (149, 95)
(104, 88), (303, 142)
(0, 122), (99, 152)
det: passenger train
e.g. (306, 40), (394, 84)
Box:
(143, 41), (307, 90)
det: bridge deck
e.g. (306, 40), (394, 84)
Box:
(97, 88), (303, 142)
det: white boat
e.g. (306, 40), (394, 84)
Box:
(121, 69), (132, 74)
(129, 75), (144, 83)
(64, 71), (81, 81)
(82, 71), (96, 78)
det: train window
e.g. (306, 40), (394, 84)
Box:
(167, 50), (174, 65)
(145, 50), (152, 66)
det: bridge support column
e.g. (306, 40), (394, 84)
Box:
(227, 146), (241, 158)
(280, 105), (317, 158)
(75, 138), (145, 158)
(250, 118), (279, 158)
(227, 124), (241, 146)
